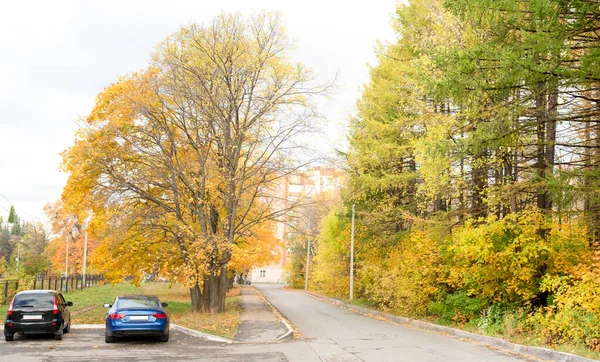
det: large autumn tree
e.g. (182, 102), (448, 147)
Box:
(62, 12), (328, 313)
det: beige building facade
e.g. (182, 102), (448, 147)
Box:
(249, 167), (342, 284)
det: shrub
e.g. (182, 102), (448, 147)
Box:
(528, 268), (600, 349)
(311, 208), (351, 298)
(477, 302), (507, 335)
(429, 291), (484, 325)
(447, 210), (553, 305)
(361, 229), (441, 317)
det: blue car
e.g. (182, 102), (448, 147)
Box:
(104, 295), (169, 343)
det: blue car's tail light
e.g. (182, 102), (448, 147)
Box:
(109, 313), (125, 320)
(152, 313), (167, 319)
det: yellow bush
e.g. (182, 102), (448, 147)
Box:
(360, 229), (441, 317)
(312, 208), (351, 298)
(447, 210), (553, 304)
(529, 265), (600, 349)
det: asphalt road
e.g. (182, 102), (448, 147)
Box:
(0, 285), (536, 361)
(255, 284), (532, 362)
(0, 328), (292, 361)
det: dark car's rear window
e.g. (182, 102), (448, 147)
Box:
(14, 293), (54, 308)
(116, 297), (160, 309)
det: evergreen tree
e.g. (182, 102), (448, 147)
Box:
(7, 205), (16, 224)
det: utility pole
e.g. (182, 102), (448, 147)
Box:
(305, 220), (311, 291)
(350, 203), (355, 301)
(82, 213), (92, 286)
(65, 233), (69, 277)
(83, 229), (88, 286)
(16, 242), (20, 272)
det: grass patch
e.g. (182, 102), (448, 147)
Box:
(349, 298), (376, 309)
(1, 282), (242, 339)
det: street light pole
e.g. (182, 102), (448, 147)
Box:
(16, 242), (20, 273)
(83, 229), (88, 286)
(65, 233), (69, 277)
(304, 220), (311, 291)
(350, 203), (355, 301)
(82, 213), (92, 287)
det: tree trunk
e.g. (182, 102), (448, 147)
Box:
(472, 149), (488, 220)
(535, 84), (548, 212)
(586, 93), (600, 247)
(459, 156), (465, 222)
(545, 87), (558, 213)
(202, 266), (228, 313)
(189, 282), (202, 312)
(510, 88), (520, 214)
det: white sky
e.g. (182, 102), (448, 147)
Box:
(0, 0), (399, 222)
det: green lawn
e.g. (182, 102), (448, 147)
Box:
(0, 282), (242, 339)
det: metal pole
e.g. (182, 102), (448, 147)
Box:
(304, 236), (311, 291)
(16, 242), (20, 272)
(65, 233), (69, 290)
(304, 220), (311, 291)
(350, 204), (355, 301)
(83, 230), (88, 286)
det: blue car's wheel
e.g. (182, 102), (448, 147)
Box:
(159, 333), (169, 342)
(105, 333), (115, 343)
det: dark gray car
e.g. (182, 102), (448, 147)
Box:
(4, 290), (73, 341)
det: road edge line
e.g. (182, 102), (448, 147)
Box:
(297, 290), (597, 362)
(251, 286), (296, 342)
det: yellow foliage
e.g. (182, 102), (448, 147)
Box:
(229, 221), (283, 273)
(360, 229), (441, 317)
(447, 209), (592, 305)
(44, 200), (99, 275)
(312, 208), (351, 298)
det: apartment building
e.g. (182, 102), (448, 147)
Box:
(249, 167), (342, 283)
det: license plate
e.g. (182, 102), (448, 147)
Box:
(129, 316), (148, 321)
(22, 315), (42, 320)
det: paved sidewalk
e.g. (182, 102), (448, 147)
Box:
(234, 286), (289, 343)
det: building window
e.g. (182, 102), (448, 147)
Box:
(260, 270), (266, 278)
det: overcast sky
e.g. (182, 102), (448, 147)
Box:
(0, 0), (399, 223)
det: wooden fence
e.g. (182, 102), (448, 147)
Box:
(0, 274), (104, 305)
(0, 279), (18, 305)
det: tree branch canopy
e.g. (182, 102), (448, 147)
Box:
(62, 12), (330, 313)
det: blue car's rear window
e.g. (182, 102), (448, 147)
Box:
(116, 297), (160, 308)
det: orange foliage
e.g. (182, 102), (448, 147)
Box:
(229, 221), (283, 273)
(44, 200), (98, 275)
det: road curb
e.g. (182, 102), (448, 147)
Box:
(171, 323), (233, 343)
(299, 290), (598, 362)
(71, 324), (104, 330)
(252, 286), (295, 341)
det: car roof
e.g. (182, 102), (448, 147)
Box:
(117, 295), (159, 299)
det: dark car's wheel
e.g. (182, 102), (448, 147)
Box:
(4, 333), (14, 342)
(63, 322), (70, 333)
(54, 327), (63, 340)
(105, 333), (115, 343)
(158, 333), (169, 342)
